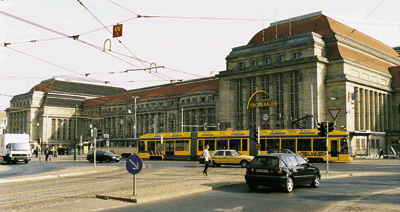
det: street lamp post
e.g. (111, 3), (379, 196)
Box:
(132, 96), (139, 138)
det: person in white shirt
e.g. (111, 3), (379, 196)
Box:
(203, 145), (212, 176)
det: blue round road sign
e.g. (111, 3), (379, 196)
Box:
(125, 155), (143, 175)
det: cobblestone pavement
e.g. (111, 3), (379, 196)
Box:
(0, 155), (399, 211)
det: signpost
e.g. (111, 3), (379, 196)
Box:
(126, 155), (143, 196)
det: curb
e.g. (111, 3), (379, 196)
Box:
(96, 187), (213, 203)
(0, 170), (98, 184)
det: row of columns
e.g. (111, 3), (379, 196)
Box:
(354, 87), (391, 132)
(8, 111), (28, 134)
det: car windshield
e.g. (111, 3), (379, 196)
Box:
(11, 143), (30, 151)
(105, 151), (114, 155)
(250, 156), (280, 167)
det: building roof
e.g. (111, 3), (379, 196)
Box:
(394, 47), (400, 56)
(247, 12), (399, 74)
(389, 66), (400, 87)
(29, 77), (127, 108)
(82, 77), (219, 108)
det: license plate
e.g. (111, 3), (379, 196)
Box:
(256, 169), (268, 172)
(19, 159), (23, 161)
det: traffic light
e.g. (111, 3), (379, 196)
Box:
(328, 122), (335, 133)
(97, 129), (102, 137)
(254, 128), (259, 143)
(317, 122), (327, 137)
(88, 129), (93, 137)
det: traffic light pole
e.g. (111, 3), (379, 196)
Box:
(257, 126), (260, 155)
(326, 122), (329, 174)
(94, 128), (97, 169)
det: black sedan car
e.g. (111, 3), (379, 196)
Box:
(245, 153), (320, 193)
(86, 150), (121, 163)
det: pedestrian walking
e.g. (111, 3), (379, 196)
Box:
(379, 147), (384, 159)
(49, 148), (53, 161)
(202, 145), (212, 176)
(45, 148), (49, 161)
(35, 147), (38, 158)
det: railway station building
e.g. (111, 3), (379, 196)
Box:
(5, 12), (400, 156)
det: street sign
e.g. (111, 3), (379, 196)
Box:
(328, 108), (341, 121)
(126, 155), (143, 175)
(113, 24), (123, 38)
(255, 143), (261, 150)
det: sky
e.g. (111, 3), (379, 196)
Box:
(0, 0), (399, 111)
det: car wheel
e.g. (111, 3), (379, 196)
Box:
(116, 160), (120, 163)
(284, 177), (294, 193)
(311, 174), (320, 188)
(89, 159), (94, 163)
(216, 164), (221, 167)
(240, 160), (248, 168)
(25, 161), (28, 164)
(248, 183), (258, 191)
(209, 161), (215, 167)
(106, 159), (110, 163)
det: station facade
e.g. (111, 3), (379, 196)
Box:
(5, 12), (400, 156)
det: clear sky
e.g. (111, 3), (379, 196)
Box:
(0, 0), (399, 111)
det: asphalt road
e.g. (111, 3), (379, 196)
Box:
(105, 174), (400, 212)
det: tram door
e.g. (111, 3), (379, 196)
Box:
(331, 140), (338, 157)
(165, 141), (174, 159)
(281, 139), (296, 153)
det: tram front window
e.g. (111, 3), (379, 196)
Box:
(340, 138), (349, 152)
(139, 141), (145, 152)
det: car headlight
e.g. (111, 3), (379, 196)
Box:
(112, 156), (116, 158)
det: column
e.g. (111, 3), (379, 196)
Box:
(242, 78), (249, 129)
(371, 91), (375, 131)
(361, 89), (365, 131)
(384, 94), (388, 132)
(366, 90), (370, 130)
(380, 94), (384, 132)
(355, 87), (360, 131)
(376, 92), (380, 132)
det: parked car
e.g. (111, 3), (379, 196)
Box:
(86, 150), (121, 163)
(245, 152), (321, 193)
(200, 150), (253, 168)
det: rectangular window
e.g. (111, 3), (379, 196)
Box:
(198, 140), (204, 151)
(240, 62), (245, 68)
(297, 139), (311, 151)
(229, 139), (241, 151)
(265, 57), (271, 64)
(185, 140), (189, 151)
(252, 60), (258, 66)
(279, 55), (285, 61)
(175, 140), (184, 151)
(313, 139), (325, 151)
(242, 139), (248, 151)
(205, 140), (215, 151)
(147, 141), (156, 151)
(217, 140), (228, 150)
(260, 139), (266, 151)
(293, 52), (299, 59)
(266, 139), (279, 151)
(371, 139), (375, 149)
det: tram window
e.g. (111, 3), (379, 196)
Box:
(217, 140), (228, 149)
(229, 139), (240, 151)
(176, 140), (184, 151)
(266, 139), (279, 151)
(156, 142), (163, 151)
(185, 140), (189, 151)
(313, 139), (325, 151)
(261, 139), (266, 151)
(242, 139), (248, 151)
(205, 140), (215, 151)
(110, 141), (115, 147)
(139, 141), (145, 152)
(198, 140), (204, 151)
(340, 138), (348, 152)
(297, 139), (311, 151)
(148, 141), (156, 151)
